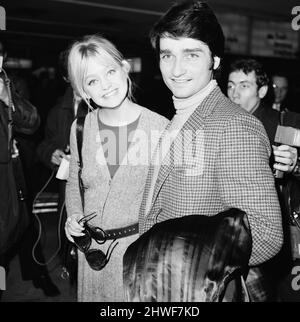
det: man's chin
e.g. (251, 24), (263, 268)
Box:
(172, 90), (193, 99)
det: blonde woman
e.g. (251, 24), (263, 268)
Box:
(64, 34), (168, 302)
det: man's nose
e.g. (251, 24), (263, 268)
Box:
(231, 87), (240, 99)
(172, 58), (186, 77)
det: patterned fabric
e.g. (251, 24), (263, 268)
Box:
(139, 86), (283, 267)
(124, 208), (251, 302)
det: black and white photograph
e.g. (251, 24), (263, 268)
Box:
(0, 0), (300, 306)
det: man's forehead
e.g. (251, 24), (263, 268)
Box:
(159, 36), (209, 51)
(229, 70), (257, 83)
(272, 76), (288, 86)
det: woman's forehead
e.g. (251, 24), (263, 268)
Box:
(86, 51), (118, 68)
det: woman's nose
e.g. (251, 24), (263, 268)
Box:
(100, 77), (112, 90)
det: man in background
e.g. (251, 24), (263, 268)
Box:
(227, 58), (300, 300)
(0, 39), (60, 298)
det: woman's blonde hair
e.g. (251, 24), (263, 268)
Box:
(67, 34), (134, 109)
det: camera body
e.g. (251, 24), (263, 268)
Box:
(274, 125), (300, 178)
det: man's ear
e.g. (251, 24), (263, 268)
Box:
(213, 56), (221, 70)
(258, 85), (268, 99)
(122, 60), (131, 73)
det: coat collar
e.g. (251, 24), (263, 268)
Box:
(148, 85), (224, 212)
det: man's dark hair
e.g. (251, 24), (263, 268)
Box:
(229, 59), (269, 89)
(149, 0), (225, 60)
(271, 72), (289, 84)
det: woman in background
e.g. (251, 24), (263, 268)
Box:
(64, 34), (168, 302)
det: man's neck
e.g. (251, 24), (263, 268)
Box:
(249, 100), (261, 115)
(272, 102), (281, 112)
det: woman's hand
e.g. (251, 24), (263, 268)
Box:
(65, 213), (85, 243)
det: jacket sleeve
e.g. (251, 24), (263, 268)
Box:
(36, 107), (63, 170)
(217, 114), (283, 266)
(11, 89), (40, 135)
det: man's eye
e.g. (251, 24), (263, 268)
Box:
(187, 53), (199, 59)
(161, 54), (172, 60)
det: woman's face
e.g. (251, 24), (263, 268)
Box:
(83, 54), (128, 109)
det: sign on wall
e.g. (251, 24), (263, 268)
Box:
(251, 20), (299, 59)
(217, 13), (249, 55)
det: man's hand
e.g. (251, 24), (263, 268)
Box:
(273, 144), (298, 173)
(0, 77), (9, 106)
(51, 149), (66, 166)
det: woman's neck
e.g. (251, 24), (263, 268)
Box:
(98, 98), (141, 126)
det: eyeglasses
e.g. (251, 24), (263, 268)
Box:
(272, 84), (288, 90)
(72, 213), (118, 271)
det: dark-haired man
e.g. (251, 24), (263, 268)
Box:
(227, 59), (298, 176)
(139, 0), (283, 275)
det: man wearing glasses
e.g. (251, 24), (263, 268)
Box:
(271, 73), (290, 112)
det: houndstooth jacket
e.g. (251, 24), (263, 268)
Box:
(139, 86), (283, 266)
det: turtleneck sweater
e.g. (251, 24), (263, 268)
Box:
(145, 79), (217, 215)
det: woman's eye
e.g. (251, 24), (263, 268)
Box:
(108, 69), (116, 76)
(88, 79), (97, 86)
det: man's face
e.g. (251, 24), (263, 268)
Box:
(272, 76), (288, 104)
(227, 70), (262, 113)
(159, 37), (218, 99)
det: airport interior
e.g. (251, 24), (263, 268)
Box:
(1, 0), (300, 303)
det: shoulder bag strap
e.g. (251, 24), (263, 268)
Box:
(76, 115), (86, 210)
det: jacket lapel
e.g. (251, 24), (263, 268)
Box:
(148, 86), (223, 211)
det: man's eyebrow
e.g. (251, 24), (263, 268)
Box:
(160, 49), (171, 54)
(159, 48), (204, 54)
(240, 80), (252, 84)
(183, 48), (204, 53)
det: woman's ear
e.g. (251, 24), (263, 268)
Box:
(122, 60), (131, 73)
